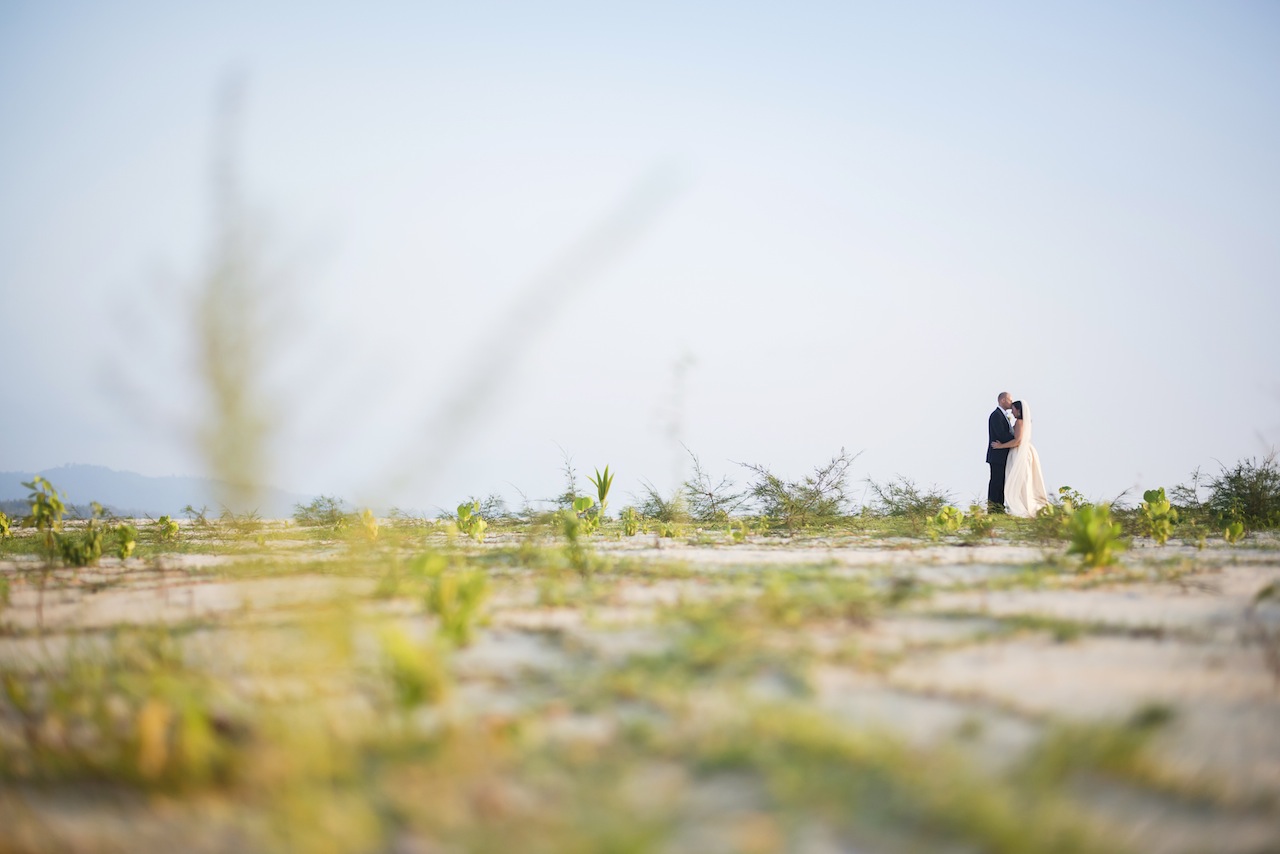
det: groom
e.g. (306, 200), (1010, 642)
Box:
(986, 391), (1015, 513)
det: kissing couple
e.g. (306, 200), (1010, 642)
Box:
(986, 391), (1050, 517)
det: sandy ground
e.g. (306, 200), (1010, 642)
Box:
(2, 535), (1279, 853)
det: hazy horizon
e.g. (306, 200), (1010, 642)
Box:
(2, 2), (1278, 512)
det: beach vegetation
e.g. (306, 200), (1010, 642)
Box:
(1138, 488), (1178, 545)
(1066, 504), (1125, 568)
(741, 448), (857, 532)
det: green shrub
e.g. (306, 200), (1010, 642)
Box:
(1056, 486), (1089, 512)
(114, 523), (138, 559)
(1207, 454), (1280, 528)
(741, 449), (857, 532)
(57, 520), (104, 567)
(927, 506), (964, 539)
(867, 476), (952, 519)
(155, 515), (180, 541)
(638, 482), (687, 524)
(1223, 520), (1246, 545)
(683, 449), (746, 522)
(1067, 504), (1125, 569)
(293, 495), (349, 529)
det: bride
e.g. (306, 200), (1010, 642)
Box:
(990, 400), (1050, 517)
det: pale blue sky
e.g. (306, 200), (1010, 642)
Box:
(2, 1), (1278, 511)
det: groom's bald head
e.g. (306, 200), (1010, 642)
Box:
(997, 392), (1012, 408)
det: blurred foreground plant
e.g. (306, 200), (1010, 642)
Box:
(358, 508), (379, 542)
(1, 628), (242, 788)
(426, 567), (490, 645)
(380, 626), (449, 710)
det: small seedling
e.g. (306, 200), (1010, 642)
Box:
(619, 506), (641, 537)
(587, 465), (614, 523)
(1057, 485), (1089, 512)
(155, 515), (180, 541)
(24, 476), (66, 553)
(1138, 488), (1178, 545)
(572, 495), (598, 535)
(455, 501), (487, 543)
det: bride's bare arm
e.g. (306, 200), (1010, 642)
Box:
(991, 421), (1023, 450)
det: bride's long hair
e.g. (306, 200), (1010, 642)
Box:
(1012, 400), (1025, 420)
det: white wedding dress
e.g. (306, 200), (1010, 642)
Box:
(1004, 404), (1050, 518)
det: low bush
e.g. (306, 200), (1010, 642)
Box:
(1207, 453), (1280, 528)
(741, 449), (858, 532)
(866, 476), (953, 519)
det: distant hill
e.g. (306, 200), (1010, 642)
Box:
(0, 465), (311, 519)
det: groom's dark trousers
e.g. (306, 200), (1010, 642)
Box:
(987, 408), (1015, 512)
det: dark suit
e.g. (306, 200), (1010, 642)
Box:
(986, 407), (1015, 511)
